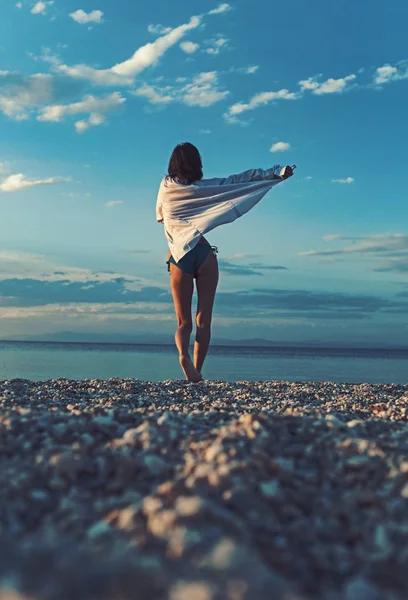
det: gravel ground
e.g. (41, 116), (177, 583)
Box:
(0, 378), (407, 600)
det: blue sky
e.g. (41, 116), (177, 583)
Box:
(0, 0), (407, 346)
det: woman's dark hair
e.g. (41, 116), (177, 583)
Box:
(168, 142), (203, 183)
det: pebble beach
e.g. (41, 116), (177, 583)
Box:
(0, 378), (407, 600)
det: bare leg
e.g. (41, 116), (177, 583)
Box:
(169, 257), (202, 383)
(194, 250), (219, 375)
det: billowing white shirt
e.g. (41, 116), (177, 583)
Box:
(156, 166), (288, 263)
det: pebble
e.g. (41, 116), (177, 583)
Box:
(175, 496), (205, 517)
(0, 377), (407, 600)
(169, 582), (215, 600)
(260, 480), (281, 499)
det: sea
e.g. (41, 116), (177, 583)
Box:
(0, 341), (406, 384)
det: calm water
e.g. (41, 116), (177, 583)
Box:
(0, 341), (406, 384)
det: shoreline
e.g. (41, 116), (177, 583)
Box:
(1, 378), (407, 599)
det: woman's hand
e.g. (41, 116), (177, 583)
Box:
(281, 165), (296, 180)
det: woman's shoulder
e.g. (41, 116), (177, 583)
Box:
(160, 176), (198, 192)
(160, 176), (181, 189)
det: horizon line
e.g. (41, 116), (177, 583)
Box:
(0, 339), (407, 352)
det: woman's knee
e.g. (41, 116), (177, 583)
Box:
(196, 313), (211, 330)
(177, 320), (193, 334)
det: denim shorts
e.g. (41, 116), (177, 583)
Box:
(166, 240), (218, 278)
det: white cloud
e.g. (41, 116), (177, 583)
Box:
(331, 177), (354, 184)
(206, 37), (228, 55)
(246, 66), (259, 74)
(225, 88), (297, 122)
(37, 92), (125, 131)
(16, 2), (23, 7)
(208, 3), (231, 14)
(300, 234), (408, 266)
(0, 72), (55, 121)
(31, 1), (53, 15)
(133, 83), (174, 105)
(182, 71), (229, 106)
(375, 65), (398, 85)
(180, 41), (199, 54)
(224, 61), (408, 125)
(199, 129), (211, 134)
(105, 200), (124, 208)
(148, 24), (172, 35)
(0, 173), (69, 192)
(75, 120), (89, 133)
(225, 253), (262, 261)
(133, 71), (229, 108)
(374, 62), (408, 85)
(56, 15), (201, 86)
(69, 9), (104, 25)
(270, 141), (290, 153)
(299, 73), (356, 95)
(0, 163), (6, 174)
(0, 250), (150, 286)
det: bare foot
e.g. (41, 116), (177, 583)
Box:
(180, 355), (203, 383)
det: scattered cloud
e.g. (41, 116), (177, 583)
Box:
(0, 173), (69, 192)
(69, 9), (104, 25)
(0, 251), (407, 334)
(0, 70), (86, 123)
(182, 71), (229, 106)
(16, 2), (23, 7)
(246, 66), (259, 75)
(0, 278), (165, 307)
(219, 259), (288, 276)
(225, 88), (298, 122)
(75, 120), (89, 133)
(133, 83), (174, 105)
(199, 129), (212, 134)
(0, 72), (55, 121)
(31, 1), (53, 15)
(180, 41), (200, 54)
(374, 258), (408, 274)
(331, 177), (354, 184)
(300, 233), (408, 276)
(0, 251), (146, 286)
(4, 250), (404, 321)
(374, 61), (408, 85)
(219, 261), (263, 277)
(214, 287), (408, 319)
(147, 24), (172, 36)
(208, 3), (231, 15)
(133, 71), (229, 108)
(55, 15), (201, 86)
(302, 234), (408, 257)
(37, 92), (126, 131)
(375, 65), (399, 85)
(105, 200), (124, 208)
(270, 141), (290, 153)
(225, 253), (263, 261)
(299, 73), (356, 95)
(225, 70), (360, 124)
(0, 163), (6, 174)
(206, 37), (228, 55)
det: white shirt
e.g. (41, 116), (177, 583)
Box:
(156, 166), (288, 263)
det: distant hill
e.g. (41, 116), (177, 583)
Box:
(2, 331), (407, 350)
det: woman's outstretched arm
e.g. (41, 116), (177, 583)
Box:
(200, 165), (294, 186)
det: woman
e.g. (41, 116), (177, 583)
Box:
(156, 142), (295, 383)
